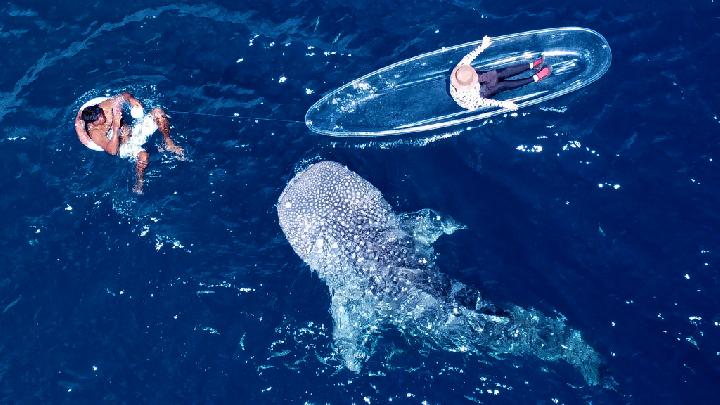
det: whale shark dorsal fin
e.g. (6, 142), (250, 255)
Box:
(398, 208), (467, 246)
(329, 291), (380, 372)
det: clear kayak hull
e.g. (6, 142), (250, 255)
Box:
(305, 27), (612, 137)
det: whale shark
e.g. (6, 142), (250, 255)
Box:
(277, 161), (602, 385)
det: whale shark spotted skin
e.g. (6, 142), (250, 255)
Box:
(277, 161), (602, 385)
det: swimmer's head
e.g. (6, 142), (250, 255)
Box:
(451, 64), (478, 89)
(81, 105), (104, 124)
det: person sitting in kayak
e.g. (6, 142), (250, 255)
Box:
(450, 36), (551, 111)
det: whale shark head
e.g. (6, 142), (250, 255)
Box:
(278, 161), (431, 290)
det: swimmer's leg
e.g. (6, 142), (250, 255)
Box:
(151, 107), (184, 159)
(133, 151), (149, 195)
(496, 63), (531, 80)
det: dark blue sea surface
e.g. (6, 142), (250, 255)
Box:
(1, 0), (719, 403)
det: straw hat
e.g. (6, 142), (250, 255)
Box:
(451, 64), (479, 89)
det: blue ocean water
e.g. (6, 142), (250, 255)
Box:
(1, 0), (719, 403)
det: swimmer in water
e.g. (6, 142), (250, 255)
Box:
(74, 92), (184, 194)
(450, 36), (552, 111)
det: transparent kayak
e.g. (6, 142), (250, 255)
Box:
(305, 27), (611, 137)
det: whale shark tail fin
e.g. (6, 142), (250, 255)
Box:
(481, 305), (603, 386)
(406, 291), (603, 386)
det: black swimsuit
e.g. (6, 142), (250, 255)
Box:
(478, 63), (536, 98)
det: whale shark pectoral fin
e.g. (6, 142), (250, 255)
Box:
(399, 208), (467, 246)
(329, 292), (380, 372)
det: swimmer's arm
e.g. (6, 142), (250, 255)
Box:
(83, 130), (119, 155)
(91, 118), (120, 155)
(117, 92), (143, 109)
(94, 131), (119, 155)
(459, 35), (492, 65)
(111, 107), (123, 139)
(103, 128), (120, 155)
